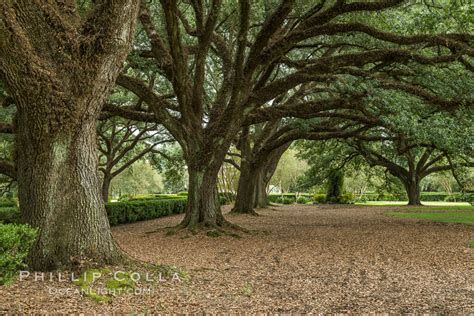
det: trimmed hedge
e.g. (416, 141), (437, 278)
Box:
(0, 199), (189, 227)
(296, 196), (310, 204)
(358, 192), (465, 202)
(106, 199), (187, 226)
(120, 192), (235, 205)
(313, 194), (326, 203)
(276, 197), (293, 204)
(268, 193), (312, 203)
(268, 192), (468, 203)
(0, 223), (37, 285)
(357, 193), (403, 202)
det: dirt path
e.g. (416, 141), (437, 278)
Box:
(1, 205), (473, 313)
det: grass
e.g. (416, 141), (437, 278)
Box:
(386, 211), (474, 225)
(469, 240), (474, 248)
(402, 205), (474, 211)
(358, 201), (471, 207)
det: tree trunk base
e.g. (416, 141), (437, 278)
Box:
(230, 207), (260, 216)
(179, 215), (249, 232)
(164, 215), (249, 238)
(28, 241), (127, 271)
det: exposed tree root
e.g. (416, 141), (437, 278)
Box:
(156, 217), (250, 239)
(230, 208), (260, 216)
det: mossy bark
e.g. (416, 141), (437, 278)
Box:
(0, 1), (140, 270)
(233, 144), (288, 213)
(232, 161), (259, 215)
(179, 167), (227, 229)
(101, 173), (112, 203)
(17, 115), (120, 270)
(405, 179), (422, 206)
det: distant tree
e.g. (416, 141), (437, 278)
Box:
(218, 157), (240, 196)
(150, 145), (188, 194)
(97, 118), (172, 201)
(270, 149), (308, 194)
(298, 108), (473, 205)
(110, 161), (163, 197)
(356, 104), (473, 204)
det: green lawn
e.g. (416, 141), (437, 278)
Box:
(401, 205), (474, 211)
(357, 201), (471, 207)
(386, 210), (474, 225)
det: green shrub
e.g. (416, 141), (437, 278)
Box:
(0, 198), (16, 208)
(106, 199), (187, 226)
(0, 207), (20, 224)
(376, 192), (398, 201)
(276, 197), (293, 204)
(326, 196), (339, 203)
(313, 191), (353, 204)
(313, 194), (326, 203)
(129, 196), (184, 201)
(422, 192), (459, 201)
(1, 199), (189, 227)
(268, 193), (290, 203)
(296, 196), (310, 204)
(218, 192), (236, 205)
(118, 194), (131, 202)
(176, 192), (188, 196)
(326, 170), (344, 202)
(460, 193), (473, 205)
(153, 194), (181, 199)
(444, 195), (458, 202)
(0, 223), (37, 285)
(339, 192), (355, 204)
(268, 193), (312, 203)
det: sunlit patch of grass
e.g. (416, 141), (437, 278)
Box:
(406, 205), (474, 211)
(358, 201), (472, 209)
(386, 211), (474, 225)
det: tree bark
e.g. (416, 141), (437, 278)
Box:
(254, 168), (268, 208)
(254, 145), (288, 208)
(405, 179), (422, 206)
(233, 143), (288, 212)
(180, 166), (226, 229)
(0, 0), (140, 270)
(102, 173), (112, 203)
(232, 161), (259, 215)
(17, 114), (119, 270)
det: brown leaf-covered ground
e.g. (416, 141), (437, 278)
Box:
(1, 204), (473, 314)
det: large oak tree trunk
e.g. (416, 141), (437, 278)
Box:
(254, 168), (268, 208)
(0, 0), (139, 270)
(178, 135), (242, 230)
(233, 144), (289, 212)
(405, 179), (422, 206)
(232, 161), (259, 215)
(254, 146), (288, 208)
(180, 167), (226, 229)
(17, 114), (119, 270)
